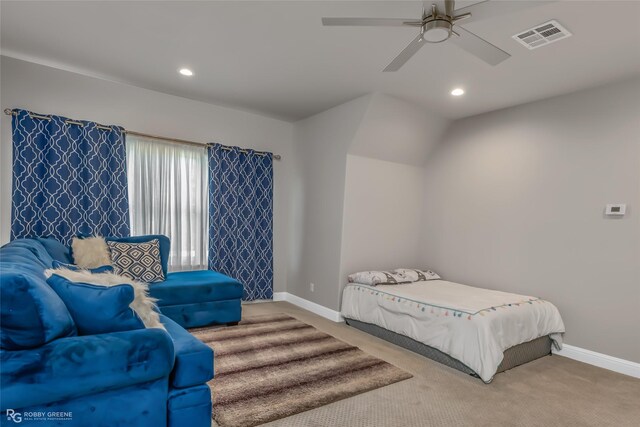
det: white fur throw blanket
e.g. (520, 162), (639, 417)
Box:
(45, 268), (165, 330)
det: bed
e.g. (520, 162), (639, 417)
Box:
(341, 279), (565, 383)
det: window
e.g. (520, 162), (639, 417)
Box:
(126, 135), (208, 271)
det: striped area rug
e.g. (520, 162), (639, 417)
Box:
(190, 313), (412, 427)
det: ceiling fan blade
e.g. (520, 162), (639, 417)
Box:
(449, 26), (510, 65)
(321, 17), (417, 27)
(383, 34), (425, 72)
(454, 0), (555, 24)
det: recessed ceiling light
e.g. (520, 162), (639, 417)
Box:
(451, 88), (465, 96)
(179, 68), (193, 76)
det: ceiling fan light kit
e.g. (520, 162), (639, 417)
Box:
(421, 19), (453, 43)
(322, 0), (547, 71)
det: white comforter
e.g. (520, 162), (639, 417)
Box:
(341, 280), (565, 382)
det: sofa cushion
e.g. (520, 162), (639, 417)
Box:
(0, 264), (77, 350)
(107, 235), (171, 277)
(35, 237), (73, 264)
(5, 378), (170, 427)
(46, 274), (145, 335)
(0, 328), (174, 410)
(2, 239), (55, 269)
(150, 270), (243, 306)
(160, 314), (213, 388)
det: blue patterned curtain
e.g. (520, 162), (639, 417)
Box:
(10, 109), (130, 245)
(207, 144), (273, 300)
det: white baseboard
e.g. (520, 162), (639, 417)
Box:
(272, 292), (343, 322)
(272, 292), (287, 302)
(553, 344), (640, 379)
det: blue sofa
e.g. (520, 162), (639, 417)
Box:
(0, 236), (243, 426)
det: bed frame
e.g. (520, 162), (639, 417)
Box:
(345, 318), (552, 383)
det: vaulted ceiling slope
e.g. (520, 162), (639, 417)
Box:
(2, 1), (639, 121)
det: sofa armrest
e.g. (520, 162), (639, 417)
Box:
(1, 328), (174, 410)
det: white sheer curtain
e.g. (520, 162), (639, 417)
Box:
(126, 135), (208, 271)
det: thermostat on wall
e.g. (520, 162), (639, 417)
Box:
(605, 204), (626, 216)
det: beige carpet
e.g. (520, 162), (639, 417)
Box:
(192, 313), (412, 427)
(205, 301), (640, 427)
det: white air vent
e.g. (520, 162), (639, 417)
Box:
(512, 20), (571, 50)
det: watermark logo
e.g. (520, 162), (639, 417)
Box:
(6, 410), (22, 423)
(6, 410), (72, 423)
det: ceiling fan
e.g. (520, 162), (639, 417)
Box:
(322, 0), (546, 71)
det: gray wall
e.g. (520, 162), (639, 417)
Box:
(0, 57), (294, 293)
(349, 93), (450, 167)
(288, 93), (450, 310)
(420, 77), (640, 362)
(339, 154), (426, 282)
(288, 95), (371, 309)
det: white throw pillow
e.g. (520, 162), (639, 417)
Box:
(347, 270), (411, 286)
(71, 236), (112, 269)
(394, 268), (440, 282)
(45, 268), (165, 330)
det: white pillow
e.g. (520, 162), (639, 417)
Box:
(71, 236), (112, 269)
(347, 270), (411, 286)
(394, 268), (440, 282)
(45, 268), (165, 330)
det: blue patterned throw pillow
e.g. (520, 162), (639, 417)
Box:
(106, 239), (165, 283)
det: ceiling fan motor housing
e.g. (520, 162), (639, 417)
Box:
(423, 18), (453, 43)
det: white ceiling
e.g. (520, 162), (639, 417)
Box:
(2, 1), (639, 121)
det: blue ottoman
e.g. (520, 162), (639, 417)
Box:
(151, 270), (243, 328)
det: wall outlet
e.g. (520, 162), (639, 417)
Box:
(310, 282), (315, 292)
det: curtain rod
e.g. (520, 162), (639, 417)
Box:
(4, 108), (282, 160)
